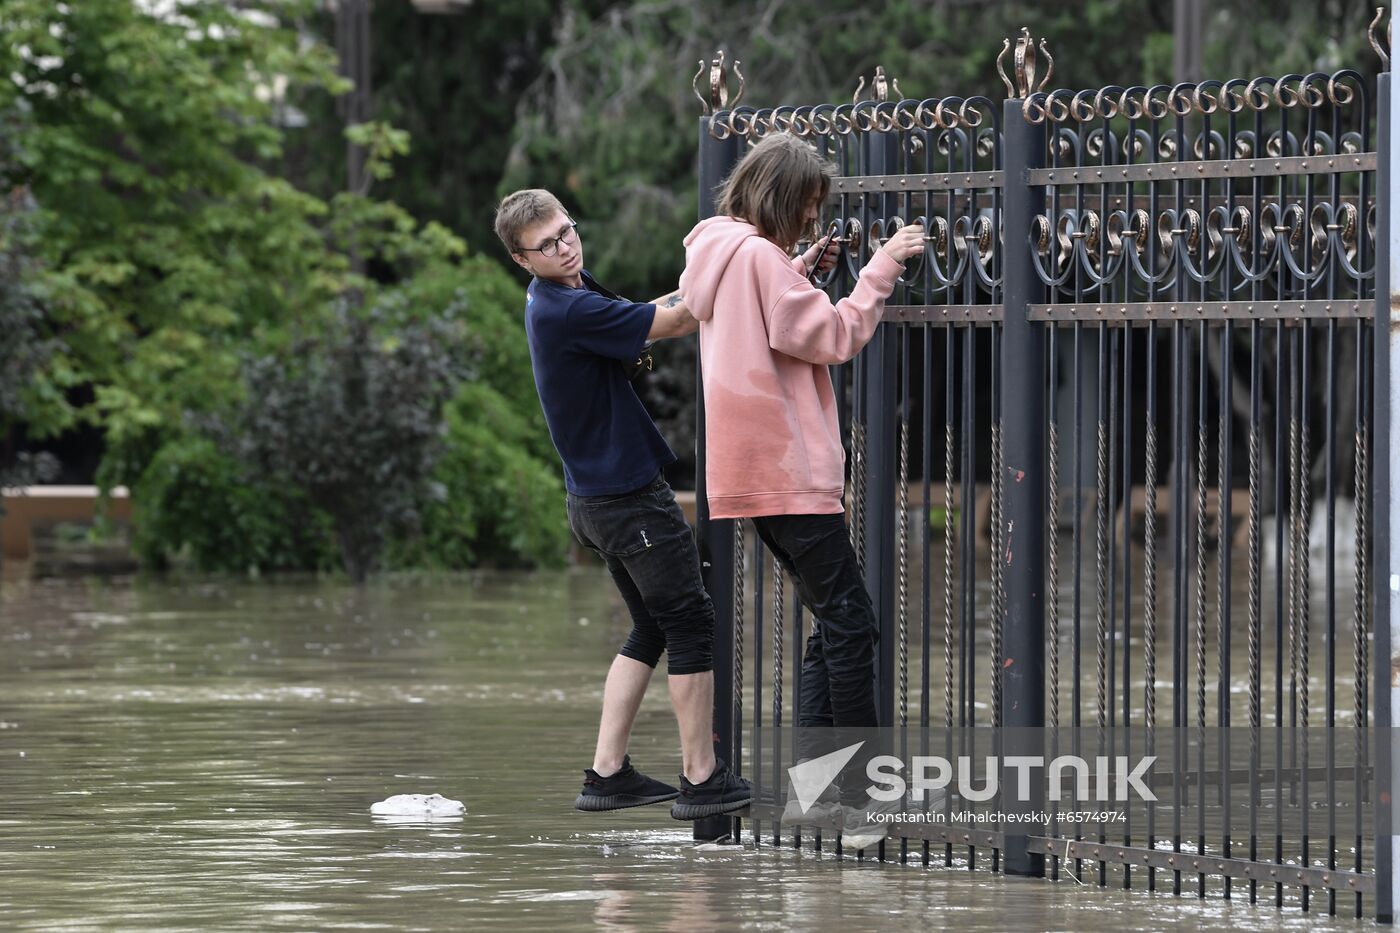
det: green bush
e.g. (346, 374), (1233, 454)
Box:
(232, 299), (464, 582)
(383, 257), (569, 569)
(133, 436), (336, 573)
(131, 251), (569, 576)
(402, 381), (568, 570)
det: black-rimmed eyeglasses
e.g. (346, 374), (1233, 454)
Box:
(517, 222), (578, 258)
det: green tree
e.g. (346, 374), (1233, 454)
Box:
(0, 0), (354, 467)
(283, 0), (612, 267)
(1, 0), (569, 575)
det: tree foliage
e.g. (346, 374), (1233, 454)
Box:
(1, 0), (570, 575)
(231, 300), (464, 583)
(0, 0), (353, 451)
(132, 435), (336, 574)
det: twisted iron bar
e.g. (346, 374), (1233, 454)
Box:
(733, 518), (746, 774)
(1288, 409), (1302, 731)
(773, 557), (784, 729)
(1216, 352), (1229, 733)
(1298, 412), (1311, 731)
(1353, 422), (1369, 732)
(1353, 362), (1370, 842)
(991, 414), (1002, 728)
(851, 420), (868, 576)
(1195, 385), (1209, 736)
(897, 412), (910, 728)
(1293, 377), (1311, 887)
(944, 419), (956, 730)
(1143, 392), (1159, 734)
(1095, 400), (1109, 731)
(1248, 418), (1263, 733)
(1048, 397), (1061, 734)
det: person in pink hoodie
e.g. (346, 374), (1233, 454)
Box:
(680, 132), (923, 834)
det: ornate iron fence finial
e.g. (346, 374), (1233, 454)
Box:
(693, 50), (744, 115)
(853, 66), (903, 104)
(997, 27), (1054, 99)
(1368, 7), (1390, 70)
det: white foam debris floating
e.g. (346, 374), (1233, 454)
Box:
(369, 793), (465, 817)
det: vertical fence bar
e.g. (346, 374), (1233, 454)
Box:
(1274, 317), (1288, 910)
(772, 555), (783, 847)
(1376, 60), (1396, 926)
(897, 324), (911, 865)
(1145, 320), (1160, 893)
(1048, 322), (1062, 880)
(1248, 317), (1263, 907)
(694, 117), (742, 843)
(1194, 321), (1209, 899)
(752, 524), (763, 847)
(946, 320), (960, 869)
(921, 320), (934, 870)
(1000, 95), (1047, 879)
(864, 130), (900, 733)
(1121, 323), (1135, 892)
(794, 583), (806, 852)
(1097, 321), (1111, 889)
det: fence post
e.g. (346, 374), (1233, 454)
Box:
(1377, 55), (1396, 922)
(1000, 91), (1048, 877)
(694, 115), (743, 843)
(862, 127), (900, 731)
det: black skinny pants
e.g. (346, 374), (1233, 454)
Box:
(566, 474), (715, 675)
(751, 512), (880, 729)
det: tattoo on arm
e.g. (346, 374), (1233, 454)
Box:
(663, 294), (683, 308)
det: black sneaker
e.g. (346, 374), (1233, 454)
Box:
(670, 759), (752, 820)
(574, 756), (679, 812)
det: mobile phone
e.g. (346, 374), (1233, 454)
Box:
(806, 221), (839, 283)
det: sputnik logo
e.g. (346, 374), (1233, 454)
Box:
(786, 741), (864, 814)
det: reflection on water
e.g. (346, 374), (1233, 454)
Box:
(0, 571), (1369, 930)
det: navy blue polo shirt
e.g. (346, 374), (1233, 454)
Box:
(524, 270), (677, 496)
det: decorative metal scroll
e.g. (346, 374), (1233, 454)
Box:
(706, 93), (1004, 309)
(1019, 71), (1375, 318)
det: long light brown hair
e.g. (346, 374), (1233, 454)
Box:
(715, 133), (834, 252)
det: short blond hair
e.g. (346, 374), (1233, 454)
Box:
(494, 189), (567, 253)
(716, 133), (835, 251)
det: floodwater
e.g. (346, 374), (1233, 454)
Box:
(0, 569), (1373, 931)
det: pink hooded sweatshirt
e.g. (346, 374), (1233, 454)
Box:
(680, 215), (904, 519)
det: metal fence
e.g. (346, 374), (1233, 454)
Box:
(692, 22), (1394, 922)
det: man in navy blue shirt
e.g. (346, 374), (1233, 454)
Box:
(494, 189), (749, 821)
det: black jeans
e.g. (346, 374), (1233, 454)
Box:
(751, 513), (879, 729)
(567, 475), (715, 675)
